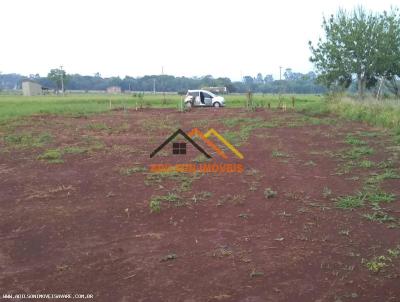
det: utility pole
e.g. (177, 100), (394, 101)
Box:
(278, 66), (283, 108)
(162, 66), (166, 104)
(60, 65), (64, 95)
(153, 78), (156, 94)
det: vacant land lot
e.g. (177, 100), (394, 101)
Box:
(1, 106), (399, 301)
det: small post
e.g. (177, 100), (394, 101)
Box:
(109, 99), (112, 109)
(292, 96), (295, 108)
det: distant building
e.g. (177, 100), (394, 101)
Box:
(22, 80), (42, 96)
(202, 86), (228, 94)
(107, 86), (122, 94)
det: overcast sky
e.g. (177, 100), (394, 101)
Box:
(0, 0), (397, 80)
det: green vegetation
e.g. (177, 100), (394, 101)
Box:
(119, 166), (147, 176)
(363, 211), (396, 223)
(345, 134), (366, 146)
(364, 256), (390, 273)
(145, 172), (200, 192)
(160, 253), (177, 262)
(86, 122), (109, 131)
(149, 190), (212, 212)
(328, 98), (400, 132)
(0, 93), (398, 139)
(37, 143), (101, 164)
(149, 193), (183, 212)
(0, 94), (181, 122)
(367, 191), (396, 203)
(363, 246), (400, 273)
(336, 186), (396, 212)
(264, 188), (277, 199)
(217, 194), (246, 206)
(358, 160), (374, 168)
(191, 191), (212, 203)
(63, 146), (87, 154)
(221, 116), (280, 146)
(37, 149), (64, 163)
(344, 146), (374, 160)
(335, 193), (365, 209)
(366, 169), (400, 185)
(4, 132), (52, 149)
(310, 7), (400, 98)
(141, 117), (179, 132)
(271, 150), (289, 158)
(149, 198), (161, 213)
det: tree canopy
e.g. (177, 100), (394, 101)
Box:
(309, 7), (400, 98)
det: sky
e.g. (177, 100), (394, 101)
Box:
(0, 0), (398, 80)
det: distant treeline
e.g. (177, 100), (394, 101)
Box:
(0, 70), (327, 94)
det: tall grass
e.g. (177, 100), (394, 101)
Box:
(328, 97), (400, 130)
(298, 96), (400, 142)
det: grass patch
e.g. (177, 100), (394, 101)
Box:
(304, 160), (317, 166)
(343, 146), (374, 160)
(37, 149), (63, 163)
(63, 146), (87, 154)
(367, 191), (396, 203)
(119, 166), (147, 176)
(4, 132), (53, 149)
(217, 194), (246, 206)
(364, 256), (390, 273)
(191, 191), (212, 203)
(272, 150), (289, 158)
(141, 117), (178, 133)
(367, 169), (400, 185)
(222, 117), (262, 128)
(363, 245), (400, 273)
(345, 134), (366, 146)
(326, 97), (400, 133)
(264, 188), (277, 199)
(358, 160), (374, 168)
(363, 211), (397, 223)
(149, 193), (183, 213)
(86, 122), (109, 131)
(335, 192), (366, 209)
(145, 172), (201, 193)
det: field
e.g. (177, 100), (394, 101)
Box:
(1, 94), (400, 301)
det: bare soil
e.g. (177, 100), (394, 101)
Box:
(0, 108), (399, 302)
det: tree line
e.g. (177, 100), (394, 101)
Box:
(0, 71), (326, 94)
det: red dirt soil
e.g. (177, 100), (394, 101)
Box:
(0, 108), (399, 302)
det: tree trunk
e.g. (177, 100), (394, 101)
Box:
(357, 74), (366, 100)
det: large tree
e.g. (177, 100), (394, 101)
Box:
(47, 68), (68, 92)
(309, 7), (400, 98)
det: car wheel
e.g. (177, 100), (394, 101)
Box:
(213, 102), (221, 108)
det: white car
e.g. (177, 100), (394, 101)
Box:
(184, 90), (225, 108)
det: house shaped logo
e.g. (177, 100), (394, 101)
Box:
(150, 128), (243, 159)
(150, 129), (211, 158)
